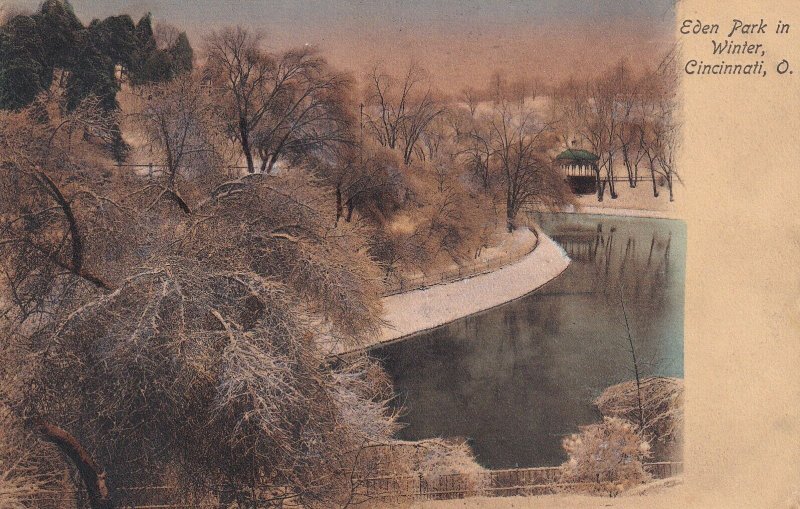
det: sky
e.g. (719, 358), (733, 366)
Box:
(8, 0), (676, 91)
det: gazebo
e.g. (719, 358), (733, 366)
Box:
(555, 148), (599, 195)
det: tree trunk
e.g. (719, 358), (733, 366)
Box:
(595, 169), (604, 202)
(35, 172), (84, 273)
(506, 187), (515, 232)
(36, 420), (113, 509)
(345, 198), (354, 222)
(606, 156), (618, 199)
(622, 146), (635, 188)
(606, 172), (617, 199)
(266, 152), (280, 175)
(649, 158), (659, 198)
(667, 173), (674, 202)
(335, 185), (343, 226)
(619, 289), (646, 432)
(239, 118), (255, 174)
(34, 172), (111, 289)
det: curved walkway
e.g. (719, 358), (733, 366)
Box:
(335, 227), (571, 355)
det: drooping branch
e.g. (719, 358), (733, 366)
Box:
(34, 171), (84, 273)
(32, 169), (112, 290)
(35, 419), (113, 509)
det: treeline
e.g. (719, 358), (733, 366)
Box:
(0, 0), (192, 158)
(551, 54), (680, 201)
(122, 26), (574, 283)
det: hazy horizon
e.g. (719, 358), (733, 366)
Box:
(8, 0), (676, 91)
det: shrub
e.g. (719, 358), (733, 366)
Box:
(595, 377), (684, 461)
(560, 417), (651, 496)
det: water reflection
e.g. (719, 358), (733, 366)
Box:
(372, 213), (685, 469)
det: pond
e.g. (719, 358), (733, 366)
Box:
(370, 213), (686, 469)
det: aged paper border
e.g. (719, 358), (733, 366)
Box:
(678, 0), (800, 506)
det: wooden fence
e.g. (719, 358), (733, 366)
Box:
(27, 462), (682, 508)
(356, 462), (683, 502)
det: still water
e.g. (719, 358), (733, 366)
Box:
(371, 213), (686, 469)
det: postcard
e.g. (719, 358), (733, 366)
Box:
(0, 1), (796, 508)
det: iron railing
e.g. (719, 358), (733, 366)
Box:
(381, 231), (539, 296)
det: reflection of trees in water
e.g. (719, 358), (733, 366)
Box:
(549, 219), (681, 379)
(550, 222), (673, 305)
(377, 216), (684, 468)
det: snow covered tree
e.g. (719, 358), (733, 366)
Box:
(204, 28), (351, 174)
(469, 90), (569, 232)
(561, 417), (652, 495)
(363, 62), (447, 165)
(0, 89), (415, 509)
(127, 73), (230, 213)
(596, 377), (684, 461)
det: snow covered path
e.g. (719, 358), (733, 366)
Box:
(337, 227), (571, 354)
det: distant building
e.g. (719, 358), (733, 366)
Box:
(555, 148), (599, 195)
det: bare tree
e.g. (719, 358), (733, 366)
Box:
(205, 28), (351, 174)
(363, 62), (446, 165)
(552, 62), (634, 201)
(638, 48), (681, 200)
(461, 86), (480, 117)
(128, 73), (230, 213)
(615, 74), (646, 188)
(203, 27), (264, 173)
(250, 47), (354, 174)
(652, 49), (681, 201)
(585, 61), (634, 200)
(458, 101), (497, 194)
(309, 142), (404, 226)
(480, 96), (568, 232)
(638, 107), (662, 198)
(550, 76), (605, 195)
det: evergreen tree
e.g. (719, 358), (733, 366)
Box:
(33, 0), (82, 68)
(64, 39), (119, 112)
(86, 15), (137, 69)
(169, 32), (193, 75)
(135, 49), (174, 84)
(127, 13), (156, 84)
(0, 16), (47, 109)
(0, 1), (192, 158)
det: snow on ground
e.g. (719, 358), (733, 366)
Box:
(339, 227), (570, 354)
(397, 480), (686, 509)
(474, 226), (538, 264)
(563, 204), (679, 219)
(567, 183), (680, 219)
(393, 224), (538, 285)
